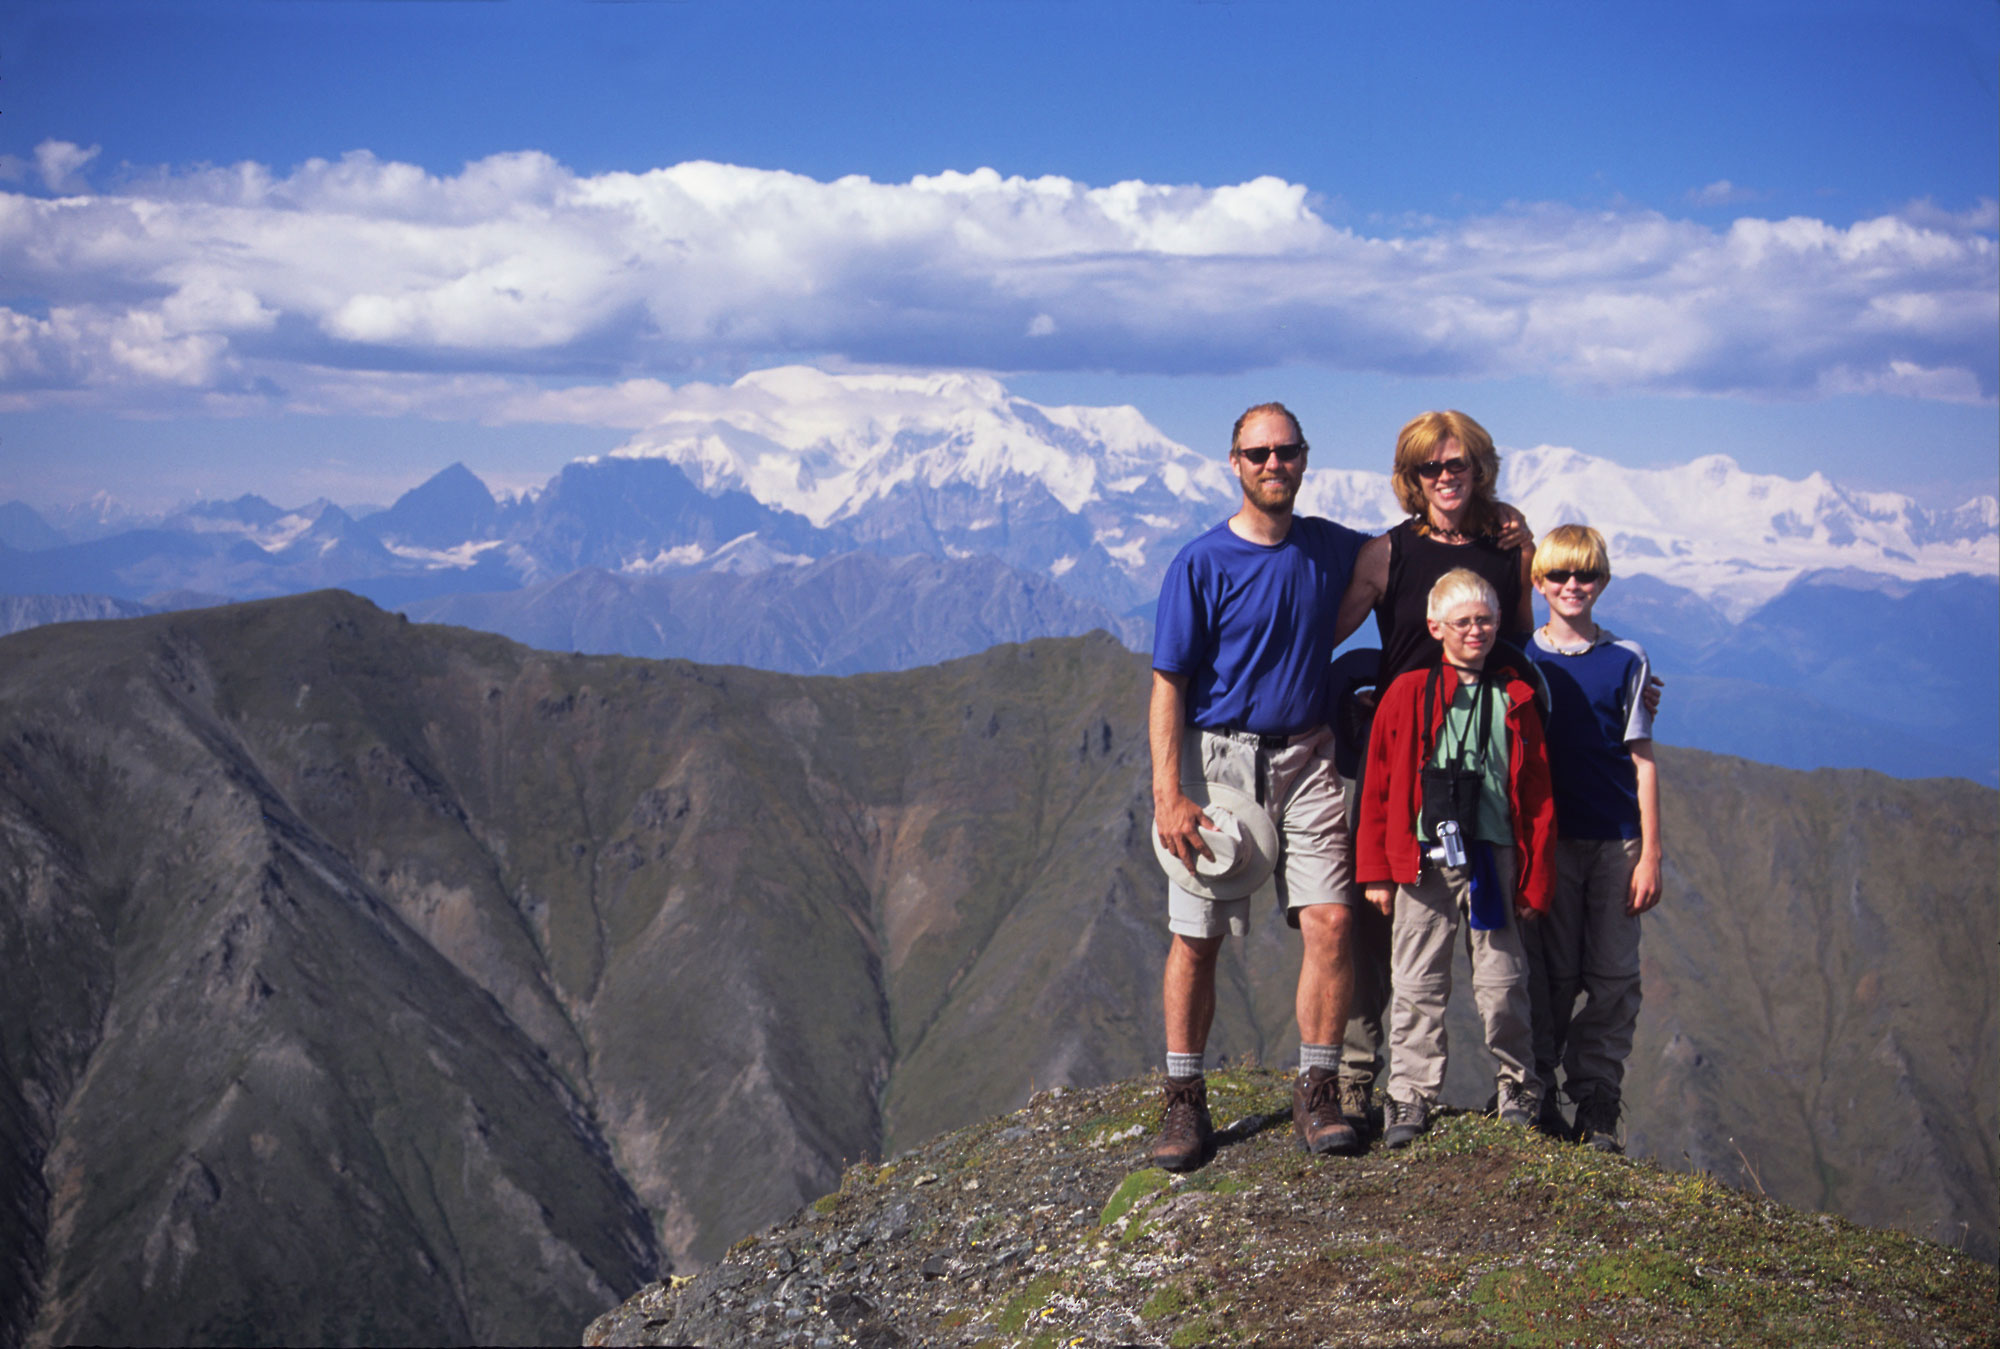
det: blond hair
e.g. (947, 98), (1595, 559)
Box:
(1532, 524), (1612, 584)
(1391, 410), (1501, 536)
(1426, 566), (1501, 622)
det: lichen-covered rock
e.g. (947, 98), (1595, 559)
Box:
(584, 1071), (1998, 1348)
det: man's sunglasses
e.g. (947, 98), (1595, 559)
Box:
(1416, 457), (1473, 479)
(1237, 442), (1306, 465)
(1543, 569), (1605, 585)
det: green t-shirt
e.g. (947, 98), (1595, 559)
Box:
(1425, 677), (1512, 846)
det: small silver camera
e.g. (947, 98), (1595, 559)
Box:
(1428, 818), (1467, 868)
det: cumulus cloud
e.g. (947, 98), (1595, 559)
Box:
(0, 141), (1992, 415)
(34, 140), (101, 194)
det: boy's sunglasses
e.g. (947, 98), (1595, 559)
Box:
(1237, 442), (1306, 465)
(1416, 457), (1473, 479)
(1543, 569), (1605, 585)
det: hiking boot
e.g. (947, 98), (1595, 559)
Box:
(1573, 1092), (1623, 1154)
(1337, 1073), (1376, 1141)
(1498, 1078), (1542, 1128)
(1151, 1074), (1214, 1172)
(1382, 1094), (1430, 1150)
(1536, 1087), (1571, 1139)
(1293, 1067), (1361, 1156)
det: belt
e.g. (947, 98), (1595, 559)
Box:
(1208, 726), (1308, 751)
(1202, 725), (1317, 805)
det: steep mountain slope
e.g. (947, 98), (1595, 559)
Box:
(0, 593), (151, 636)
(0, 596), (1991, 1345)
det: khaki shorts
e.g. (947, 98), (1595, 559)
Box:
(1166, 725), (1358, 939)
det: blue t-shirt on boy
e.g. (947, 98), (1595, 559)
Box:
(1526, 628), (1654, 840)
(1153, 516), (1368, 738)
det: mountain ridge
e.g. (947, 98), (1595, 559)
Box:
(0, 593), (1990, 1347)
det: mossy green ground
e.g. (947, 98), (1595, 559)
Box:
(597, 1068), (1995, 1346)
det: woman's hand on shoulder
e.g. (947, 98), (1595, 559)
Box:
(1492, 502), (1534, 552)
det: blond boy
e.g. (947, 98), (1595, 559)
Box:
(1522, 524), (1663, 1152)
(1356, 568), (1557, 1149)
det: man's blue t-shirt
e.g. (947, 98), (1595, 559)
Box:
(1526, 628), (1654, 840)
(1152, 516), (1367, 737)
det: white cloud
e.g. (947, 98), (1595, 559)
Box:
(1689, 178), (1762, 206)
(0, 142), (1992, 414)
(35, 140), (100, 194)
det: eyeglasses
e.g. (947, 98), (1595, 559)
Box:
(1442, 615), (1496, 632)
(1416, 457), (1473, 480)
(1236, 442), (1306, 466)
(1542, 569), (1605, 585)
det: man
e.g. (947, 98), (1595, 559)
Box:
(1150, 402), (1369, 1170)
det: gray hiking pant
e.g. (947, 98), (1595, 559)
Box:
(1522, 837), (1644, 1104)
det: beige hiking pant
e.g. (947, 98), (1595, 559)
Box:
(1386, 850), (1535, 1105)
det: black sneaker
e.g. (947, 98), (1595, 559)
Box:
(1383, 1094), (1430, 1150)
(1536, 1087), (1571, 1139)
(1497, 1078), (1542, 1128)
(1151, 1074), (1215, 1172)
(1573, 1092), (1623, 1154)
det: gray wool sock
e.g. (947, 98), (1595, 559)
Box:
(1166, 1051), (1204, 1080)
(1298, 1042), (1341, 1073)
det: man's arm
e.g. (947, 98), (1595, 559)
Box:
(1627, 740), (1663, 915)
(1150, 670), (1215, 869)
(1329, 533), (1390, 647)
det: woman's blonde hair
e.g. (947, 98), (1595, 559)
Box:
(1532, 524), (1612, 584)
(1426, 566), (1501, 622)
(1392, 410), (1502, 537)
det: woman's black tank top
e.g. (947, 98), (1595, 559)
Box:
(1374, 520), (1529, 682)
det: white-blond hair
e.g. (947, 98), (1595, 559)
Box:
(1426, 566), (1500, 622)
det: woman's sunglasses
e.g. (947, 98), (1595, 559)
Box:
(1416, 457), (1473, 479)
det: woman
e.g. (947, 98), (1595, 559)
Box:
(1336, 409), (1535, 681)
(1326, 409), (1537, 1138)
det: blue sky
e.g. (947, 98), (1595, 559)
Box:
(1, 0), (1994, 513)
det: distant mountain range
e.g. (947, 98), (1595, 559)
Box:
(0, 595), (1991, 1346)
(2, 366), (1994, 781)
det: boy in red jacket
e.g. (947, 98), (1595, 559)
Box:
(1358, 567), (1557, 1148)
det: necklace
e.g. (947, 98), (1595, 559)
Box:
(1540, 623), (1597, 656)
(1425, 517), (1472, 543)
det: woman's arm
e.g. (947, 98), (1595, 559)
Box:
(1330, 533), (1390, 647)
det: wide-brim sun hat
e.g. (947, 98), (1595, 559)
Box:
(1152, 779), (1280, 901)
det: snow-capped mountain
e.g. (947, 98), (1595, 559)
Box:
(609, 366), (1228, 523)
(5, 366), (1995, 782)
(605, 365), (1233, 609)
(598, 366), (1995, 618)
(1500, 448), (2000, 619)
(8, 369), (1995, 623)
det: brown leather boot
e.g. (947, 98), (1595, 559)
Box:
(1151, 1074), (1214, 1172)
(1337, 1073), (1374, 1140)
(1293, 1066), (1361, 1155)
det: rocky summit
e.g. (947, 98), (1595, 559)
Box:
(584, 1069), (1998, 1348)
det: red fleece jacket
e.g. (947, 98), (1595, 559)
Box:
(1356, 659), (1557, 914)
